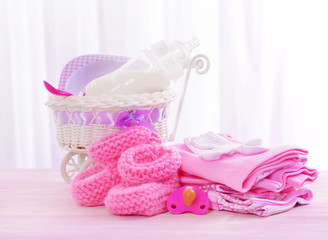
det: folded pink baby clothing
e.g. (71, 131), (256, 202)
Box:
(105, 144), (181, 216)
(252, 163), (318, 192)
(180, 162), (318, 193)
(174, 132), (318, 216)
(179, 172), (215, 186)
(71, 127), (161, 207)
(202, 184), (313, 216)
(174, 143), (309, 193)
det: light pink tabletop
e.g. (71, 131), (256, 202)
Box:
(1, 169), (327, 240)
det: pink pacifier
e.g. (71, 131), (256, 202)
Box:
(167, 186), (210, 215)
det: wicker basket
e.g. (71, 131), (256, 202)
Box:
(46, 89), (176, 151)
(45, 53), (209, 183)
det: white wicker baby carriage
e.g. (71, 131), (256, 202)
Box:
(46, 54), (209, 183)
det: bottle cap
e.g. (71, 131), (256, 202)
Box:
(171, 37), (199, 67)
(150, 37), (199, 80)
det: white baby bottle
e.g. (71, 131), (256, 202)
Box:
(84, 37), (199, 96)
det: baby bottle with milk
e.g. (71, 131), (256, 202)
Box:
(84, 38), (199, 96)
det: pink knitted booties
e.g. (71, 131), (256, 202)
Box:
(71, 127), (162, 207)
(104, 144), (181, 216)
(70, 164), (119, 207)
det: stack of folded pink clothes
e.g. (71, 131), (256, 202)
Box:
(173, 132), (318, 216)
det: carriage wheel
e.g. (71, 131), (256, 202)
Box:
(79, 157), (97, 173)
(60, 152), (89, 184)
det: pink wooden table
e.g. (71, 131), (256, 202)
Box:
(1, 169), (327, 239)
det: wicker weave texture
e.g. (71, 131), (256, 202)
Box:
(46, 89), (176, 112)
(56, 118), (169, 151)
(47, 90), (175, 151)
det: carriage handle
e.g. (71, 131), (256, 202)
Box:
(169, 54), (210, 141)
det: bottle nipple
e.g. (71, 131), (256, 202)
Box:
(169, 37), (200, 68)
(183, 37), (200, 53)
(182, 187), (196, 207)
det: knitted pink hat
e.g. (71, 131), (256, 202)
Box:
(71, 127), (162, 207)
(104, 144), (181, 216)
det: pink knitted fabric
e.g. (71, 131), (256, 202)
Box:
(88, 126), (162, 167)
(71, 127), (161, 207)
(70, 164), (120, 207)
(104, 144), (181, 216)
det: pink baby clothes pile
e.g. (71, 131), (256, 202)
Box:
(105, 144), (181, 216)
(173, 132), (318, 216)
(202, 185), (313, 216)
(71, 126), (162, 207)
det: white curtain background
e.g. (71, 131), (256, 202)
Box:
(0, 0), (327, 170)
